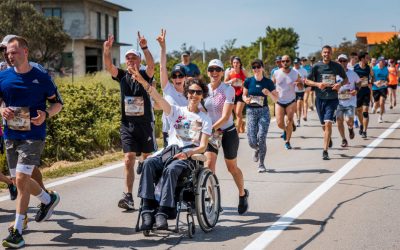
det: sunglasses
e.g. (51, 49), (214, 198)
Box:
(281, 60), (291, 63)
(188, 89), (203, 95)
(208, 67), (223, 73)
(339, 60), (347, 63)
(172, 74), (184, 79)
(252, 65), (262, 69)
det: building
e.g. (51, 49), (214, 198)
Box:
(356, 32), (400, 52)
(24, 0), (131, 76)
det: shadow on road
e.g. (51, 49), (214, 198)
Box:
(266, 169), (334, 174)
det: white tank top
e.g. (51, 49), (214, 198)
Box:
(273, 68), (298, 104)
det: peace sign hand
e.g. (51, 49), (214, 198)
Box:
(104, 35), (114, 51)
(137, 31), (147, 49)
(156, 29), (166, 48)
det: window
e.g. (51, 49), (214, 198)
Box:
(97, 12), (101, 39)
(105, 14), (109, 38)
(43, 8), (61, 18)
(113, 17), (118, 42)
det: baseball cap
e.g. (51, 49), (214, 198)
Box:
(1, 34), (17, 47)
(251, 59), (264, 68)
(377, 56), (385, 62)
(337, 54), (348, 60)
(275, 56), (282, 62)
(293, 58), (301, 64)
(171, 65), (186, 76)
(182, 51), (190, 56)
(125, 49), (141, 58)
(208, 59), (224, 70)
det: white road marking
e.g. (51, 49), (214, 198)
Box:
(245, 118), (400, 250)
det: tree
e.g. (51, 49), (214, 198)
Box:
(0, 0), (69, 67)
(370, 35), (400, 60)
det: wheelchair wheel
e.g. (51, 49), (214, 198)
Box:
(195, 168), (221, 233)
(143, 230), (151, 236)
(188, 222), (195, 238)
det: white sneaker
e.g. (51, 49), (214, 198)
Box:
(257, 165), (267, 173)
(378, 117), (383, 123)
(372, 108), (377, 114)
(377, 108), (381, 114)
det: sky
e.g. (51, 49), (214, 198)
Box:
(108, 0), (400, 62)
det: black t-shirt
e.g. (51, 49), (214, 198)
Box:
(307, 61), (347, 100)
(353, 63), (371, 95)
(112, 68), (153, 123)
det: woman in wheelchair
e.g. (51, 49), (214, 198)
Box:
(131, 66), (212, 231)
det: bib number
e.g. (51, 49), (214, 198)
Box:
(322, 74), (336, 87)
(250, 96), (264, 106)
(7, 107), (31, 131)
(124, 96), (144, 116)
(338, 90), (352, 100)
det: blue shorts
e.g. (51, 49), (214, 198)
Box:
(315, 98), (339, 125)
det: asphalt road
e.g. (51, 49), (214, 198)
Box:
(1, 101), (400, 250)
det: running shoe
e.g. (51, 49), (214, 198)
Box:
(359, 125), (364, 135)
(253, 149), (259, 162)
(284, 142), (292, 150)
(378, 117), (383, 123)
(322, 150), (330, 160)
(297, 120), (301, 127)
(118, 192), (134, 210)
(303, 117), (307, 122)
(372, 107), (377, 114)
(341, 139), (348, 147)
(35, 191), (60, 222)
(361, 131), (367, 139)
(8, 184), (17, 201)
(238, 189), (249, 215)
(2, 228), (24, 249)
(281, 131), (287, 141)
(349, 128), (355, 139)
(257, 165), (267, 173)
(354, 119), (359, 128)
(390, 105), (393, 109)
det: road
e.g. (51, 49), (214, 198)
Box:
(1, 103), (400, 250)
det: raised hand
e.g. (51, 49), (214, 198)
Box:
(130, 65), (147, 85)
(137, 31), (148, 49)
(104, 35), (114, 50)
(156, 29), (166, 48)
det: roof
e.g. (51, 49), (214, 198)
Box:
(356, 32), (400, 45)
(99, 0), (132, 11)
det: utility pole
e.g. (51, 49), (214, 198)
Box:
(258, 41), (263, 60)
(203, 42), (206, 63)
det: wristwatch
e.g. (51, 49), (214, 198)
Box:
(44, 110), (49, 119)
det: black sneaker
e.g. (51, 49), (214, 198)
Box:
(8, 184), (18, 201)
(136, 161), (144, 175)
(35, 191), (60, 222)
(341, 139), (348, 147)
(361, 131), (367, 139)
(154, 213), (168, 230)
(359, 125), (363, 135)
(284, 142), (292, 150)
(348, 128), (355, 139)
(140, 211), (155, 231)
(2, 228), (25, 248)
(118, 192), (134, 210)
(238, 189), (249, 215)
(328, 138), (333, 148)
(322, 150), (330, 160)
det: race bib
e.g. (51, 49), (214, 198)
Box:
(360, 77), (369, 87)
(7, 107), (31, 131)
(124, 96), (144, 116)
(322, 74), (336, 86)
(375, 80), (387, 88)
(250, 96), (264, 106)
(232, 78), (243, 87)
(338, 90), (352, 100)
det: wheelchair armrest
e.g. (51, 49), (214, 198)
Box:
(191, 154), (207, 162)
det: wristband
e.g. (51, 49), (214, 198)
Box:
(44, 110), (49, 119)
(141, 46), (148, 50)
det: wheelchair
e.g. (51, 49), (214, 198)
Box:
(135, 153), (221, 238)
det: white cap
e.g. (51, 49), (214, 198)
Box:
(208, 59), (224, 70)
(125, 49), (141, 58)
(337, 54), (348, 60)
(1, 34), (17, 47)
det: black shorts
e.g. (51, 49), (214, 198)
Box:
(372, 88), (388, 102)
(120, 121), (157, 154)
(356, 87), (371, 108)
(296, 92), (305, 101)
(277, 99), (296, 108)
(206, 125), (239, 160)
(388, 84), (398, 90)
(234, 94), (244, 104)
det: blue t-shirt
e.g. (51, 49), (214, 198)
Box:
(301, 64), (312, 75)
(270, 67), (279, 78)
(372, 65), (389, 90)
(244, 76), (275, 107)
(176, 62), (200, 77)
(0, 67), (58, 140)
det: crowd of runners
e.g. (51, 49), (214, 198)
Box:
(0, 29), (399, 248)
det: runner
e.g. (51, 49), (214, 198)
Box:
(293, 57), (308, 126)
(305, 45), (347, 160)
(387, 59), (398, 109)
(156, 29), (188, 147)
(224, 56), (247, 133)
(354, 52), (373, 138)
(272, 55), (302, 149)
(347, 52), (358, 70)
(103, 33), (156, 210)
(176, 51), (200, 79)
(270, 56), (282, 78)
(372, 57), (389, 123)
(301, 57), (313, 120)
(0, 36), (62, 248)
(336, 54), (360, 147)
(242, 59), (278, 173)
(203, 59), (249, 214)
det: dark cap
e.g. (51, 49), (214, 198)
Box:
(275, 56), (282, 62)
(182, 51), (190, 56)
(311, 56), (316, 62)
(293, 58), (301, 64)
(300, 57), (307, 61)
(251, 59), (264, 68)
(171, 65), (186, 76)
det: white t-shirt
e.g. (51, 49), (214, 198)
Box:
(204, 83), (235, 130)
(167, 105), (212, 151)
(162, 82), (188, 132)
(273, 68), (298, 104)
(293, 67), (307, 93)
(337, 69), (360, 107)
